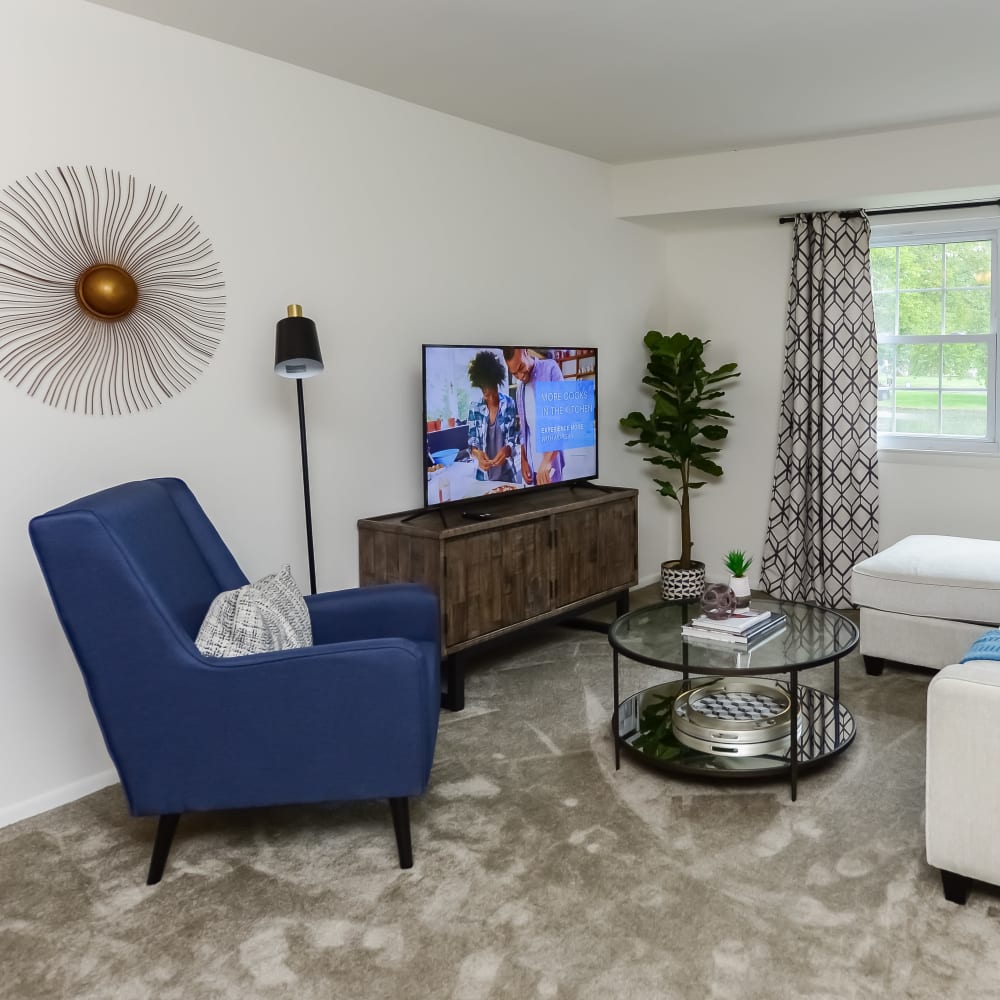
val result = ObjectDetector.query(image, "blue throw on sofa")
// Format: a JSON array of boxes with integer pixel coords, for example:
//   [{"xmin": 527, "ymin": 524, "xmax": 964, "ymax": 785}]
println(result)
[
  {"xmin": 960, "ymin": 629, "xmax": 1000, "ymax": 662},
  {"xmin": 29, "ymin": 478, "xmax": 440, "ymax": 883}
]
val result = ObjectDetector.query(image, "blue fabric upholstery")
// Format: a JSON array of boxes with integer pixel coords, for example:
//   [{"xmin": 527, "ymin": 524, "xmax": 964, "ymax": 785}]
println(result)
[
  {"xmin": 960, "ymin": 629, "xmax": 1000, "ymax": 663},
  {"xmin": 29, "ymin": 478, "xmax": 440, "ymax": 823}
]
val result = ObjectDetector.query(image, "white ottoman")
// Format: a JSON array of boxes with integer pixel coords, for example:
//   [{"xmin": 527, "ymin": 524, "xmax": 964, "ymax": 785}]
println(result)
[
  {"xmin": 850, "ymin": 535, "xmax": 1000, "ymax": 675},
  {"xmin": 926, "ymin": 659, "xmax": 1000, "ymax": 903}
]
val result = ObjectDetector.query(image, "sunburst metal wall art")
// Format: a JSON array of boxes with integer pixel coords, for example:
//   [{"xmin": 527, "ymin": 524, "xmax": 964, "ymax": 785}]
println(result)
[{"xmin": 0, "ymin": 166, "xmax": 225, "ymax": 414}]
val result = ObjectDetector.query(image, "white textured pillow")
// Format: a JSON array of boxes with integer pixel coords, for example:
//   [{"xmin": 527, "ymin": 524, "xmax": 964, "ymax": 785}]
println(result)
[{"xmin": 195, "ymin": 565, "xmax": 312, "ymax": 657}]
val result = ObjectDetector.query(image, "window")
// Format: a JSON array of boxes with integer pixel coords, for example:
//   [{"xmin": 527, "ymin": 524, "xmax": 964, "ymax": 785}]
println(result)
[{"xmin": 870, "ymin": 218, "xmax": 998, "ymax": 453}]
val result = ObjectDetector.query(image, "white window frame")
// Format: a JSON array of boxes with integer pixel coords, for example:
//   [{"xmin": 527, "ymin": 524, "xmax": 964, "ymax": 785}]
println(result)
[{"xmin": 871, "ymin": 216, "xmax": 999, "ymax": 455}]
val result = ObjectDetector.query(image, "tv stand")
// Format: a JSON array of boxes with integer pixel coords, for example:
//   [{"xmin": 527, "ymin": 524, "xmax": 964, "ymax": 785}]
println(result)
[{"xmin": 358, "ymin": 485, "xmax": 638, "ymax": 711}]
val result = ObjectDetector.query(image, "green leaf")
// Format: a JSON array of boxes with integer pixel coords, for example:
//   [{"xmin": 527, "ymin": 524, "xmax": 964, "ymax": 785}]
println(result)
[
  {"xmin": 699, "ymin": 425, "xmax": 729, "ymax": 441},
  {"xmin": 706, "ymin": 363, "xmax": 740, "ymax": 380},
  {"xmin": 653, "ymin": 480, "xmax": 680, "ymax": 501},
  {"xmin": 690, "ymin": 456, "xmax": 724, "ymax": 477}
]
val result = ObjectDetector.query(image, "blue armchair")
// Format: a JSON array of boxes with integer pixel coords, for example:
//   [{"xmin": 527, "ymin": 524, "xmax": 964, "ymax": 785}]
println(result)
[{"xmin": 29, "ymin": 478, "xmax": 440, "ymax": 884}]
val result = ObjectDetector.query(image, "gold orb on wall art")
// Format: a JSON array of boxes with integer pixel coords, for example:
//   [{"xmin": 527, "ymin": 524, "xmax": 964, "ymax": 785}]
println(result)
[{"xmin": 0, "ymin": 166, "xmax": 226, "ymax": 415}]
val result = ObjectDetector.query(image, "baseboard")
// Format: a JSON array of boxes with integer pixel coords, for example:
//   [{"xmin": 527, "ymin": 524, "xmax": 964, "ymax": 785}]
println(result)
[{"xmin": 0, "ymin": 769, "xmax": 118, "ymax": 829}]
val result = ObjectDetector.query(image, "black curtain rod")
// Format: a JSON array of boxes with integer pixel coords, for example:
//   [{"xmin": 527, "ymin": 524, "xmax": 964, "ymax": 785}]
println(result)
[{"xmin": 778, "ymin": 198, "xmax": 1000, "ymax": 224}]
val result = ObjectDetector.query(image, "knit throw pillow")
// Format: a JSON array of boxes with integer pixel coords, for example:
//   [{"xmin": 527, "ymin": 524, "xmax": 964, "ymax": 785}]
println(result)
[{"xmin": 195, "ymin": 565, "xmax": 312, "ymax": 657}]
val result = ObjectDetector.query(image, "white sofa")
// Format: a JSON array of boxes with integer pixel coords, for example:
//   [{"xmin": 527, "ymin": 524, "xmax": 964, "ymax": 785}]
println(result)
[
  {"xmin": 850, "ymin": 534, "xmax": 1000, "ymax": 675},
  {"xmin": 852, "ymin": 534, "xmax": 1000, "ymax": 902},
  {"xmin": 926, "ymin": 660, "xmax": 1000, "ymax": 903}
]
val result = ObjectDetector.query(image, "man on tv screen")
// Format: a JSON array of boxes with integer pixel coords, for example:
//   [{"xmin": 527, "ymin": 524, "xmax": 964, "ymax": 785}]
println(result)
[{"xmin": 503, "ymin": 348, "xmax": 565, "ymax": 486}]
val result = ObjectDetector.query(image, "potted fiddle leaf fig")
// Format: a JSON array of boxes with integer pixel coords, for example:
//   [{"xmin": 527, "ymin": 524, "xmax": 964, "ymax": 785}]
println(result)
[{"xmin": 621, "ymin": 330, "xmax": 740, "ymax": 601}]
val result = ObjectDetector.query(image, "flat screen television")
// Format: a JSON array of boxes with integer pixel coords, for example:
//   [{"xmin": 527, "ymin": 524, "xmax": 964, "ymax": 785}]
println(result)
[{"xmin": 422, "ymin": 345, "xmax": 598, "ymax": 508}]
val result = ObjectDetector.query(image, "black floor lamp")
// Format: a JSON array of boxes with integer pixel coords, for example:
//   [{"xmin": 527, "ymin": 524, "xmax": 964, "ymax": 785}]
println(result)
[{"xmin": 274, "ymin": 304, "xmax": 324, "ymax": 594}]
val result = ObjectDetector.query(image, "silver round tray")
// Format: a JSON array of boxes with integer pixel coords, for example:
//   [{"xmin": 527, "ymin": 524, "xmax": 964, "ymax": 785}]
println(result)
[{"xmin": 672, "ymin": 679, "xmax": 801, "ymax": 757}]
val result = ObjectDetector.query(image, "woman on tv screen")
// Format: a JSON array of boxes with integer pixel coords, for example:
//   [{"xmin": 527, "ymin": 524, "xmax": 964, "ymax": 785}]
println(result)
[{"xmin": 465, "ymin": 350, "xmax": 520, "ymax": 485}]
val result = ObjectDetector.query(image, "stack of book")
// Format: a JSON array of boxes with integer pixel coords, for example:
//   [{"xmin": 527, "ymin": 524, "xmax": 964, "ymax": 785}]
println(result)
[{"xmin": 681, "ymin": 607, "xmax": 787, "ymax": 647}]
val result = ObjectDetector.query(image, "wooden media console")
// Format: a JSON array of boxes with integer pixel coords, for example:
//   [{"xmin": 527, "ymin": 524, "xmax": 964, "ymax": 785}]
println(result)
[{"xmin": 358, "ymin": 484, "xmax": 638, "ymax": 710}]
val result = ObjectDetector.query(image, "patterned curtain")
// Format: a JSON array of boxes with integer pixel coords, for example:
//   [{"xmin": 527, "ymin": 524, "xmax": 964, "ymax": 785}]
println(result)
[{"xmin": 759, "ymin": 212, "xmax": 879, "ymax": 609}]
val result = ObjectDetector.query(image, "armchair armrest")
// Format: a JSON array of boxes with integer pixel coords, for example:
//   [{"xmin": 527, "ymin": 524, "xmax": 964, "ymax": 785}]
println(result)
[{"xmin": 305, "ymin": 584, "xmax": 439, "ymax": 647}]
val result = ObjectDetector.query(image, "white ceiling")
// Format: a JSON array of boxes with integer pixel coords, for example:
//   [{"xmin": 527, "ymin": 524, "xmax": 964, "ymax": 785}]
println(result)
[{"xmin": 87, "ymin": 0, "xmax": 1000, "ymax": 164}]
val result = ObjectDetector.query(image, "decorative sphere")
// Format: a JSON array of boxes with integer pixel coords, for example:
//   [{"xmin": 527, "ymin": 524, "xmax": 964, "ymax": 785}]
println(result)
[
  {"xmin": 700, "ymin": 583, "xmax": 736, "ymax": 619},
  {"xmin": 75, "ymin": 264, "xmax": 139, "ymax": 320}
]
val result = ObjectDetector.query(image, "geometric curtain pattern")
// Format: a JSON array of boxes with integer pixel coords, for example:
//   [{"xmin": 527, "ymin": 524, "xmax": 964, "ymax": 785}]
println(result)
[{"xmin": 759, "ymin": 212, "xmax": 880, "ymax": 609}]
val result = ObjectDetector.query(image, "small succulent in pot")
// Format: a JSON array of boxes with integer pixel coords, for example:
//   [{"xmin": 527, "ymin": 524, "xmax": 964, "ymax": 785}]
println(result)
[
  {"xmin": 723, "ymin": 550, "xmax": 753, "ymax": 608},
  {"xmin": 723, "ymin": 550, "xmax": 752, "ymax": 577}
]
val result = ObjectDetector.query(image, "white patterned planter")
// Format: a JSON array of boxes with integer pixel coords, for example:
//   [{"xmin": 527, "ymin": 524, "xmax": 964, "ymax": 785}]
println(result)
[
  {"xmin": 660, "ymin": 560, "xmax": 706, "ymax": 602},
  {"xmin": 729, "ymin": 574, "xmax": 752, "ymax": 608}
]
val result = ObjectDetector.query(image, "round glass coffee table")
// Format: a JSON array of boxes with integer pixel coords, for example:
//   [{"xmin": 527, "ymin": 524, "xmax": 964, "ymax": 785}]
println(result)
[{"xmin": 608, "ymin": 597, "xmax": 859, "ymax": 800}]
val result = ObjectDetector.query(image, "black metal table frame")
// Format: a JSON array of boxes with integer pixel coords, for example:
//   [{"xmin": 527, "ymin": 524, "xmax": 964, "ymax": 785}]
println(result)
[{"xmin": 610, "ymin": 601, "xmax": 856, "ymax": 801}]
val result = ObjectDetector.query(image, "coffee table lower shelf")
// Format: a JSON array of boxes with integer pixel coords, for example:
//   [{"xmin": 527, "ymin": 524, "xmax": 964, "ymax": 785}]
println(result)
[{"xmin": 614, "ymin": 677, "xmax": 855, "ymax": 782}]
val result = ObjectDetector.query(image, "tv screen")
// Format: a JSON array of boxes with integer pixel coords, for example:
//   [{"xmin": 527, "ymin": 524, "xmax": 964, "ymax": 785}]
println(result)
[{"xmin": 423, "ymin": 345, "xmax": 598, "ymax": 507}]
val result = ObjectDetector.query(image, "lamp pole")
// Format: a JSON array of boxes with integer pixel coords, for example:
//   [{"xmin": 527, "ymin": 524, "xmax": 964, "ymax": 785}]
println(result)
[
  {"xmin": 274, "ymin": 304, "xmax": 323, "ymax": 595},
  {"xmin": 296, "ymin": 377, "xmax": 316, "ymax": 595}
]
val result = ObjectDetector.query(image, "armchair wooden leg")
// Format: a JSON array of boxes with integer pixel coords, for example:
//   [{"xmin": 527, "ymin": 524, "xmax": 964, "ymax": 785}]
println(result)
[
  {"xmin": 389, "ymin": 797, "xmax": 413, "ymax": 869},
  {"xmin": 146, "ymin": 813, "xmax": 180, "ymax": 885}
]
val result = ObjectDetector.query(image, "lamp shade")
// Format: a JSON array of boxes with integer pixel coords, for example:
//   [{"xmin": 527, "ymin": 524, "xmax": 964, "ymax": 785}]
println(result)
[{"xmin": 274, "ymin": 304, "xmax": 323, "ymax": 378}]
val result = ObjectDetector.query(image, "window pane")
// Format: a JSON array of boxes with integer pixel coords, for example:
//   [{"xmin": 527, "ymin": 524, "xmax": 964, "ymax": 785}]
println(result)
[
  {"xmin": 873, "ymin": 291, "xmax": 896, "ymax": 335},
  {"xmin": 897, "ymin": 342, "xmax": 940, "ymax": 386},
  {"xmin": 899, "ymin": 243, "xmax": 943, "ymax": 289},
  {"xmin": 877, "ymin": 389, "xmax": 894, "ymax": 432},
  {"xmin": 870, "ymin": 246, "xmax": 897, "ymax": 293},
  {"xmin": 899, "ymin": 291, "xmax": 942, "ymax": 334},
  {"xmin": 941, "ymin": 391, "xmax": 987, "ymax": 436},
  {"xmin": 894, "ymin": 390, "xmax": 940, "ymax": 434},
  {"xmin": 945, "ymin": 241, "xmax": 991, "ymax": 287},
  {"xmin": 942, "ymin": 342, "xmax": 988, "ymax": 386},
  {"xmin": 945, "ymin": 288, "xmax": 991, "ymax": 334},
  {"xmin": 877, "ymin": 344, "xmax": 894, "ymax": 388}
]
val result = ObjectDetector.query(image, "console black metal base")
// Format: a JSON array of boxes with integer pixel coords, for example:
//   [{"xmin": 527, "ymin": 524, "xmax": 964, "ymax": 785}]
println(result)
[{"xmin": 441, "ymin": 588, "xmax": 630, "ymax": 712}]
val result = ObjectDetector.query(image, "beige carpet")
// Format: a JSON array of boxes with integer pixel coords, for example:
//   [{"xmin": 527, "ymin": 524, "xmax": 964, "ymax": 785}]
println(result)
[{"xmin": 3, "ymin": 619, "xmax": 999, "ymax": 999}]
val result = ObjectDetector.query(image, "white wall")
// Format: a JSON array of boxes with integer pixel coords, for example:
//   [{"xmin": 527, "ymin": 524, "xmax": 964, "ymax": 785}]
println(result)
[
  {"xmin": 0, "ymin": 0, "xmax": 667, "ymax": 823},
  {"xmin": 654, "ymin": 218, "xmax": 791, "ymax": 585},
  {"xmin": 616, "ymin": 120, "xmax": 1000, "ymax": 588}
]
